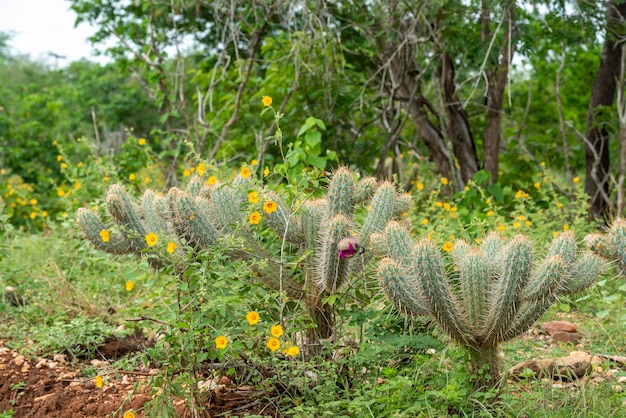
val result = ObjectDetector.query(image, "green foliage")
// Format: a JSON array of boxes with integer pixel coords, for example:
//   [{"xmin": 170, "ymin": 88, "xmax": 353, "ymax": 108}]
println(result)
[{"xmin": 375, "ymin": 225, "xmax": 604, "ymax": 387}]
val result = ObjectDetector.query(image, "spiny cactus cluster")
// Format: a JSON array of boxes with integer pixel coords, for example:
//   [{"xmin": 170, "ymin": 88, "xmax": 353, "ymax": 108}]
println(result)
[
  {"xmin": 77, "ymin": 167, "xmax": 409, "ymax": 340},
  {"xmin": 374, "ymin": 222, "xmax": 603, "ymax": 386},
  {"xmin": 585, "ymin": 218, "xmax": 626, "ymax": 275}
]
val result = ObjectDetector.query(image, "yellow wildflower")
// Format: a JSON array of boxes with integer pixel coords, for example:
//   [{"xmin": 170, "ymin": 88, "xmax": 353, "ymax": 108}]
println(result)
[
  {"xmin": 95, "ymin": 376, "xmax": 104, "ymax": 389},
  {"xmin": 100, "ymin": 229, "xmax": 110, "ymax": 243},
  {"xmin": 442, "ymin": 242, "xmax": 454, "ymax": 252},
  {"xmin": 250, "ymin": 211, "xmax": 262, "ymax": 225},
  {"xmin": 56, "ymin": 155, "xmax": 62, "ymax": 162},
  {"xmin": 183, "ymin": 169, "xmax": 191, "ymax": 177},
  {"xmin": 416, "ymin": 182, "xmax": 424, "ymax": 191},
  {"xmin": 145, "ymin": 232, "xmax": 158, "ymax": 247},
  {"xmin": 286, "ymin": 345, "xmax": 300, "ymax": 357},
  {"xmin": 197, "ymin": 163, "xmax": 206, "ymax": 176},
  {"xmin": 248, "ymin": 191, "xmax": 260, "ymax": 204},
  {"xmin": 441, "ymin": 177, "xmax": 449, "ymax": 185},
  {"xmin": 240, "ymin": 166, "xmax": 252, "ymax": 179},
  {"xmin": 246, "ymin": 311, "xmax": 260, "ymax": 325},
  {"xmin": 215, "ymin": 335, "xmax": 228, "ymax": 349},
  {"xmin": 264, "ymin": 166, "xmax": 270, "ymax": 177},
  {"xmin": 263, "ymin": 201, "xmax": 277, "ymax": 214},
  {"xmin": 125, "ymin": 280, "xmax": 134, "ymax": 292},
  {"xmin": 206, "ymin": 175, "xmax": 217, "ymax": 186},
  {"xmin": 262, "ymin": 96, "xmax": 273, "ymax": 107},
  {"xmin": 167, "ymin": 242, "xmax": 177, "ymax": 254},
  {"xmin": 250, "ymin": 159, "xmax": 258, "ymax": 166},
  {"xmin": 573, "ymin": 176, "xmax": 580, "ymax": 183},
  {"xmin": 563, "ymin": 224, "xmax": 570, "ymax": 231},
  {"xmin": 129, "ymin": 173, "xmax": 136, "ymax": 181},
  {"xmin": 270, "ymin": 324, "xmax": 283, "ymax": 338},
  {"xmin": 60, "ymin": 163, "xmax": 68, "ymax": 169},
  {"xmin": 138, "ymin": 138, "xmax": 146, "ymax": 146},
  {"xmin": 267, "ymin": 337, "xmax": 280, "ymax": 352},
  {"xmin": 124, "ymin": 411, "xmax": 136, "ymax": 418},
  {"xmin": 421, "ymin": 219, "xmax": 429, "ymax": 225}
]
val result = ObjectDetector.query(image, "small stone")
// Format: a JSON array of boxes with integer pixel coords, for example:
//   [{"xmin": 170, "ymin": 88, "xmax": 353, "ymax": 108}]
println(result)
[
  {"xmin": 53, "ymin": 354, "xmax": 68, "ymax": 364},
  {"xmin": 35, "ymin": 359, "xmax": 47, "ymax": 369},
  {"xmin": 613, "ymin": 384, "xmax": 624, "ymax": 393},
  {"xmin": 553, "ymin": 357, "xmax": 591, "ymax": 380},
  {"xmin": 219, "ymin": 375, "xmax": 232, "ymax": 385},
  {"xmin": 13, "ymin": 355, "xmax": 25, "ymax": 366},
  {"xmin": 618, "ymin": 376, "xmax": 626, "ymax": 384},
  {"xmin": 551, "ymin": 331, "xmax": 581, "ymax": 343},
  {"xmin": 47, "ymin": 361, "xmax": 58, "ymax": 369},
  {"xmin": 90, "ymin": 359, "xmax": 109, "ymax": 367},
  {"xmin": 541, "ymin": 321, "xmax": 578, "ymax": 335},
  {"xmin": 0, "ymin": 347, "xmax": 10, "ymax": 355}
]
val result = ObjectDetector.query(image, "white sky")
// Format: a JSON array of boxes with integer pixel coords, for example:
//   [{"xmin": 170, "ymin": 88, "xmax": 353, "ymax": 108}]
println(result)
[{"xmin": 0, "ymin": 0, "xmax": 104, "ymax": 64}]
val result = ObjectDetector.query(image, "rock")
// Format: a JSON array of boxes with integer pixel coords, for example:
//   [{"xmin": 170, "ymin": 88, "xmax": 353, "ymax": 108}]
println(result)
[
  {"xmin": 541, "ymin": 321, "xmax": 578, "ymax": 335},
  {"xmin": 619, "ymin": 376, "xmax": 626, "ymax": 384},
  {"xmin": 613, "ymin": 385, "xmax": 624, "ymax": 393},
  {"xmin": 53, "ymin": 353, "xmax": 68, "ymax": 364},
  {"xmin": 551, "ymin": 331, "xmax": 581, "ymax": 343},
  {"xmin": 13, "ymin": 354, "xmax": 25, "ymax": 366},
  {"xmin": 509, "ymin": 356, "xmax": 592, "ymax": 381},
  {"xmin": 553, "ymin": 356, "xmax": 591, "ymax": 380}
]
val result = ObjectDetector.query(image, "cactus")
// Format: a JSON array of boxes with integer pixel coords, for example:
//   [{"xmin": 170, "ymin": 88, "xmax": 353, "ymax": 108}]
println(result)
[
  {"xmin": 77, "ymin": 167, "xmax": 408, "ymax": 343},
  {"xmin": 375, "ymin": 223, "xmax": 604, "ymax": 387},
  {"xmin": 586, "ymin": 218, "xmax": 626, "ymax": 275}
]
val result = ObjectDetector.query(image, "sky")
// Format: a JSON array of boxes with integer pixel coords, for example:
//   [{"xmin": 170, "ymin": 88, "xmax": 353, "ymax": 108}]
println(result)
[{"xmin": 0, "ymin": 0, "xmax": 104, "ymax": 64}]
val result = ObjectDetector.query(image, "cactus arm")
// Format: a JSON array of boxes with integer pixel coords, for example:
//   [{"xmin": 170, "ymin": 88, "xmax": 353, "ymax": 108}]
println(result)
[
  {"xmin": 76, "ymin": 208, "xmax": 133, "ymax": 254},
  {"xmin": 106, "ymin": 184, "xmax": 147, "ymax": 251},
  {"xmin": 327, "ymin": 167, "xmax": 355, "ymax": 217},
  {"xmin": 377, "ymin": 258, "xmax": 431, "ymax": 316},
  {"xmin": 359, "ymin": 182, "xmax": 397, "ymax": 247},
  {"xmin": 317, "ymin": 214, "xmax": 353, "ymax": 292}
]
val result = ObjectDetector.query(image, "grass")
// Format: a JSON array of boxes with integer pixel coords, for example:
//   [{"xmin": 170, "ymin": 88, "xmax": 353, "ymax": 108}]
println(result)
[{"xmin": 1, "ymin": 219, "xmax": 626, "ymax": 417}]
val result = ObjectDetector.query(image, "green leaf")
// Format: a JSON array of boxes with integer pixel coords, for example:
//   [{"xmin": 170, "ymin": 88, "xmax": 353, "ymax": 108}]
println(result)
[
  {"xmin": 304, "ymin": 130, "xmax": 322, "ymax": 147},
  {"xmin": 487, "ymin": 184, "xmax": 504, "ymax": 203},
  {"xmin": 306, "ymin": 156, "xmax": 327, "ymax": 170}
]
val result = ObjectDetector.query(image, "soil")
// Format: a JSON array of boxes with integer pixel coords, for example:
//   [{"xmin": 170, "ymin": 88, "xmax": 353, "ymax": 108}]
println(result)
[{"xmin": 0, "ymin": 334, "xmax": 278, "ymax": 418}]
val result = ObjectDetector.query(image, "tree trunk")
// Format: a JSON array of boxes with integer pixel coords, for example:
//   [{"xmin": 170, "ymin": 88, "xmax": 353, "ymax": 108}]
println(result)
[
  {"xmin": 386, "ymin": 49, "xmax": 455, "ymax": 182},
  {"xmin": 482, "ymin": 1, "xmax": 515, "ymax": 184},
  {"xmin": 585, "ymin": 1, "xmax": 626, "ymax": 220},
  {"xmin": 440, "ymin": 53, "xmax": 479, "ymax": 184}
]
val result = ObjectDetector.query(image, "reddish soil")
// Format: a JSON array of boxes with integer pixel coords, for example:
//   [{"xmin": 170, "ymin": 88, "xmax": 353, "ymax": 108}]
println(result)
[{"xmin": 0, "ymin": 335, "xmax": 278, "ymax": 417}]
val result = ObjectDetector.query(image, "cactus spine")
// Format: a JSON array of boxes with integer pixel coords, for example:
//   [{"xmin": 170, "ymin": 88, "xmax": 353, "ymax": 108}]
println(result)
[{"xmin": 376, "ymin": 224, "xmax": 603, "ymax": 387}]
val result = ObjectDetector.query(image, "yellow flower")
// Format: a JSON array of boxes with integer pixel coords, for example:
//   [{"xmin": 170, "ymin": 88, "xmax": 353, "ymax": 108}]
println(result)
[
  {"xmin": 125, "ymin": 280, "xmax": 134, "ymax": 292},
  {"xmin": 215, "ymin": 335, "xmax": 228, "ymax": 349},
  {"xmin": 144, "ymin": 176, "xmax": 150, "ymax": 184},
  {"xmin": 197, "ymin": 163, "xmax": 206, "ymax": 176},
  {"xmin": 513, "ymin": 222, "xmax": 521, "ymax": 228},
  {"xmin": 263, "ymin": 201, "xmax": 277, "ymax": 214},
  {"xmin": 261, "ymin": 166, "xmax": 269, "ymax": 178},
  {"xmin": 262, "ymin": 96, "xmax": 273, "ymax": 107},
  {"xmin": 525, "ymin": 221, "xmax": 532, "ymax": 226},
  {"xmin": 286, "ymin": 345, "xmax": 300, "ymax": 357},
  {"xmin": 56, "ymin": 155, "xmax": 62, "ymax": 162},
  {"xmin": 77, "ymin": 162, "xmax": 83, "ymax": 168},
  {"xmin": 240, "ymin": 166, "xmax": 252, "ymax": 179},
  {"xmin": 435, "ymin": 201, "xmax": 443, "ymax": 208},
  {"xmin": 534, "ymin": 182, "xmax": 541, "ymax": 189},
  {"xmin": 248, "ymin": 191, "xmax": 260, "ymax": 204},
  {"xmin": 443, "ymin": 202, "xmax": 451, "ymax": 212},
  {"xmin": 30, "ymin": 212, "xmax": 37, "ymax": 220},
  {"xmin": 498, "ymin": 225, "xmax": 505, "ymax": 231},
  {"xmin": 573, "ymin": 176, "xmax": 580, "ymax": 183},
  {"xmin": 41, "ymin": 211, "xmax": 48, "ymax": 217},
  {"xmin": 167, "ymin": 242, "xmax": 177, "ymax": 254},
  {"xmin": 250, "ymin": 211, "xmax": 262, "ymax": 225},
  {"xmin": 485, "ymin": 198, "xmax": 491, "ymax": 205},
  {"xmin": 138, "ymin": 137, "xmax": 146, "ymax": 146},
  {"xmin": 246, "ymin": 311, "xmax": 260, "ymax": 325},
  {"xmin": 421, "ymin": 219, "xmax": 429, "ymax": 225},
  {"xmin": 250, "ymin": 159, "xmax": 258, "ymax": 166},
  {"xmin": 486, "ymin": 210, "xmax": 494, "ymax": 217},
  {"xmin": 270, "ymin": 324, "xmax": 283, "ymax": 338},
  {"xmin": 464, "ymin": 186, "xmax": 470, "ymax": 192},
  {"xmin": 540, "ymin": 161, "xmax": 546, "ymax": 167},
  {"xmin": 124, "ymin": 411, "xmax": 136, "ymax": 418},
  {"xmin": 416, "ymin": 182, "xmax": 424, "ymax": 191},
  {"xmin": 442, "ymin": 242, "xmax": 454, "ymax": 252},
  {"xmin": 60, "ymin": 163, "xmax": 68, "ymax": 169},
  {"xmin": 52, "ymin": 140, "xmax": 57, "ymax": 145},
  {"xmin": 183, "ymin": 169, "xmax": 191, "ymax": 177},
  {"xmin": 563, "ymin": 224, "xmax": 570, "ymax": 231},
  {"xmin": 30, "ymin": 199, "xmax": 37, "ymax": 205},
  {"xmin": 553, "ymin": 231, "xmax": 560, "ymax": 237},
  {"xmin": 206, "ymin": 175, "xmax": 217, "ymax": 186},
  {"xmin": 556, "ymin": 202, "xmax": 563, "ymax": 208},
  {"xmin": 95, "ymin": 375, "xmax": 104, "ymax": 389},
  {"xmin": 441, "ymin": 177, "xmax": 449, "ymax": 185},
  {"xmin": 129, "ymin": 173, "xmax": 136, "ymax": 181},
  {"xmin": 267, "ymin": 337, "xmax": 280, "ymax": 352},
  {"xmin": 515, "ymin": 190, "xmax": 524, "ymax": 199},
  {"xmin": 100, "ymin": 229, "xmax": 110, "ymax": 243},
  {"xmin": 145, "ymin": 232, "xmax": 158, "ymax": 247}
]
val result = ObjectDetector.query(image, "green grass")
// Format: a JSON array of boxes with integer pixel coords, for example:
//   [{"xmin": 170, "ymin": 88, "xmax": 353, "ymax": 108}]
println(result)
[{"xmin": 1, "ymin": 220, "xmax": 626, "ymax": 417}]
